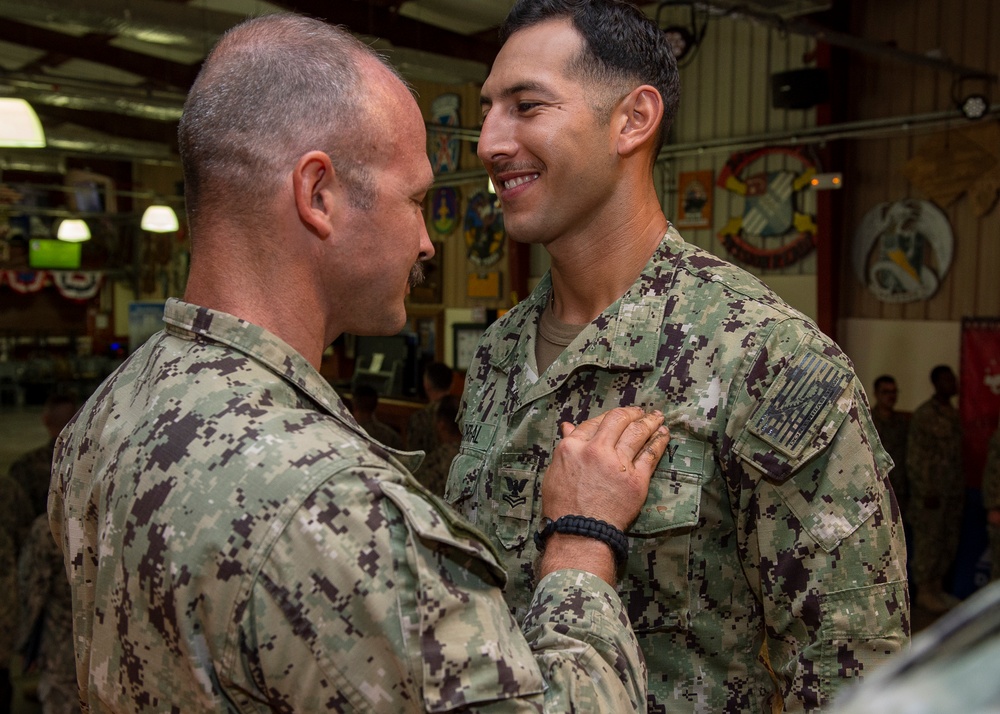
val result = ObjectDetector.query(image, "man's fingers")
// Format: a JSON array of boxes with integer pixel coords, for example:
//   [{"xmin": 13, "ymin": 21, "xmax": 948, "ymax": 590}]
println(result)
[
  {"xmin": 633, "ymin": 426, "xmax": 671, "ymax": 472},
  {"xmin": 611, "ymin": 410, "xmax": 666, "ymax": 460},
  {"xmin": 565, "ymin": 406, "xmax": 642, "ymax": 441},
  {"xmin": 560, "ymin": 422, "xmax": 575, "ymax": 437}
]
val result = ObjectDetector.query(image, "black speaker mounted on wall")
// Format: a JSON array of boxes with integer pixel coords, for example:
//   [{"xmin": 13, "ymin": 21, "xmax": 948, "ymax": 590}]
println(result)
[{"xmin": 771, "ymin": 68, "xmax": 829, "ymax": 109}]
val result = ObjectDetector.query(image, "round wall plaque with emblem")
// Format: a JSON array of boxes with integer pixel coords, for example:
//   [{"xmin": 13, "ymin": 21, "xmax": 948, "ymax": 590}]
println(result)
[{"xmin": 852, "ymin": 199, "xmax": 954, "ymax": 303}]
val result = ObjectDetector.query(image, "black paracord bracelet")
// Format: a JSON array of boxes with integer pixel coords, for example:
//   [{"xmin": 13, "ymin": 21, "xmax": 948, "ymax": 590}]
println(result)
[{"xmin": 533, "ymin": 515, "xmax": 630, "ymax": 568}]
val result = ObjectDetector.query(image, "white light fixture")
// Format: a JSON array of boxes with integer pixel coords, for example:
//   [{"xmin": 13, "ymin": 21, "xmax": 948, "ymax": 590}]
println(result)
[
  {"xmin": 960, "ymin": 94, "xmax": 989, "ymax": 120},
  {"xmin": 0, "ymin": 98, "xmax": 46, "ymax": 148},
  {"xmin": 141, "ymin": 204, "xmax": 179, "ymax": 232},
  {"xmin": 57, "ymin": 218, "xmax": 91, "ymax": 242}
]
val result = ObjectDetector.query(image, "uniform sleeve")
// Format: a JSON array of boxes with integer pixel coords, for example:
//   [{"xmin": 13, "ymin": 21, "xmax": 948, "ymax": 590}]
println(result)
[
  {"xmin": 229, "ymin": 469, "xmax": 646, "ymax": 713},
  {"xmin": 906, "ymin": 407, "xmax": 933, "ymax": 500},
  {"xmin": 726, "ymin": 319, "xmax": 909, "ymax": 712},
  {"xmin": 0, "ymin": 527, "xmax": 18, "ymax": 665},
  {"xmin": 17, "ymin": 515, "xmax": 56, "ymax": 658},
  {"xmin": 0, "ymin": 474, "xmax": 34, "ymax": 553}
]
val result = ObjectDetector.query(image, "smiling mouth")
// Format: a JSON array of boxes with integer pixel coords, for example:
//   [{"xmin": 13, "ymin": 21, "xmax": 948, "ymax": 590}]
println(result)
[{"xmin": 502, "ymin": 173, "xmax": 539, "ymax": 190}]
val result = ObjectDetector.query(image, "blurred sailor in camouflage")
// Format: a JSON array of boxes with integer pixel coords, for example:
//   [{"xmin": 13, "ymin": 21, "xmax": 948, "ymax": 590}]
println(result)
[
  {"xmin": 447, "ymin": 0, "xmax": 909, "ymax": 711},
  {"xmin": 49, "ymin": 13, "xmax": 673, "ymax": 712},
  {"xmin": 907, "ymin": 364, "xmax": 964, "ymax": 613}
]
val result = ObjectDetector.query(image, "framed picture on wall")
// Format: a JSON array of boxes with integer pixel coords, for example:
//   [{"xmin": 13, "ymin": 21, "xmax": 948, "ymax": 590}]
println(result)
[
  {"xmin": 676, "ymin": 170, "xmax": 714, "ymax": 229},
  {"xmin": 452, "ymin": 322, "xmax": 486, "ymax": 371},
  {"xmin": 407, "ymin": 307, "xmax": 445, "ymax": 363}
]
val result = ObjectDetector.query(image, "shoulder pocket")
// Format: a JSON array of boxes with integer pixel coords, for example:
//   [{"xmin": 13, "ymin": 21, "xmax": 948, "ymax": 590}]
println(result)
[
  {"xmin": 381, "ymin": 481, "xmax": 503, "ymax": 585},
  {"xmin": 381, "ymin": 482, "xmax": 544, "ymax": 711},
  {"xmin": 737, "ymin": 341, "xmax": 853, "ymax": 483}
]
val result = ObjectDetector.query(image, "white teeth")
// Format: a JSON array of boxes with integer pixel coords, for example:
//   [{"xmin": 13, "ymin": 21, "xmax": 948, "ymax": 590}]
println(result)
[{"xmin": 503, "ymin": 174, "xmax": 539, "ymax": 190}]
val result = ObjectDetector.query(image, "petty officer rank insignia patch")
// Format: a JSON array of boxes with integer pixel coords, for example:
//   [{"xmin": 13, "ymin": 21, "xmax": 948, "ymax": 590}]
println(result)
[{"xmin": 749, "ymin": 348, "xmax": 851, "ymax": 459}]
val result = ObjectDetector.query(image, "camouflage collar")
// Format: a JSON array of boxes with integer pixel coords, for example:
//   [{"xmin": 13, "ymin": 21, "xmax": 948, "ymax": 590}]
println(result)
[
  {"xmin": 161, "ymin": 298, "xmax": 350, "ymax": 423},
  {"xmin": 488, "ymin": 230, "xmax": 682, "ymax": 376}
]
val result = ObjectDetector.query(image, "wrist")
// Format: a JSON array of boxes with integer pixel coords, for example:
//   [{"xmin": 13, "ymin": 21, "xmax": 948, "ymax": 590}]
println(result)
[
  {"xmin": 537, "ymin": 533, "xmax": 618, "ymax": 585},
  {"xmin": 535, "ymin": 515, "xmax": 630, "ymax": 568}
]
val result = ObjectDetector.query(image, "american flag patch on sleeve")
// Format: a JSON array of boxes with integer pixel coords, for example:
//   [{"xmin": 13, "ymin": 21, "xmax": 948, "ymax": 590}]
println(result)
[{"xmin": 749, "ymin": 348, "xmax": 851, "ymax": 458}]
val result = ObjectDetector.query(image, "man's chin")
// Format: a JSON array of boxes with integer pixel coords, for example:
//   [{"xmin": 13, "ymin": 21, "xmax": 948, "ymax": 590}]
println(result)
[{"xmin": 352, "ymin": 311, "xmax": 408, "ymax": 337}]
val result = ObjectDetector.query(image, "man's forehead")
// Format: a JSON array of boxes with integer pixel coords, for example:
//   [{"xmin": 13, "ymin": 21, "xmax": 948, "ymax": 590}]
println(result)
[{"xmin": 483, "ymin": 18, "xmax": 582, "ymax": 96}]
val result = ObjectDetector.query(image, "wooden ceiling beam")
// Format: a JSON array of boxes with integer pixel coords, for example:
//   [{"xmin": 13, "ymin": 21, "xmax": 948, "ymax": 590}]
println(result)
[
  {"xmin": 271, "ymin": 1, "xmax": 500, "ymax": 65},
  {"xmin": 0, "ymin": 19, "xmax": 200, "ymax": 90}
]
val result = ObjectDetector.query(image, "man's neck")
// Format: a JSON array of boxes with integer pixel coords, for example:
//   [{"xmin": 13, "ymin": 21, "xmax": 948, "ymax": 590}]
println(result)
[
  {"xmin": 546, "ymin": 209, "xmax": 669, "ymax": 325},
  {"xmin": 933, "ymin": 393, "xmax": 953, "ymax": 407},
  {"xmin": 873, "ymin": 405, "xmax": 894, "ymax": 420},
  {"xmin": 184, "ymin": 265, "xmax": 328, "ymax": 369}
]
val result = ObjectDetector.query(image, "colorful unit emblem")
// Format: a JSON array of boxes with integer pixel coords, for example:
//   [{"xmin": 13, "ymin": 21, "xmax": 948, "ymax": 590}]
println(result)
[
  {"xmin": 430, "ymin": 187, "xmax": 459, "ymax": 236},
  {"xmin": 716, "ymin": 147, "xmax": 818, "ymax": 270},
  {"xmin": 464, "ymin": 191, "xmax": 504, "ymax": 268}
]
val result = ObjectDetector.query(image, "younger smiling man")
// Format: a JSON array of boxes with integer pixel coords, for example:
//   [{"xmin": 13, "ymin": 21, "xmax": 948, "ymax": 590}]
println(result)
[{"xmin": 448, "ymin": 1, "xmax": 909, "ymax": 711}]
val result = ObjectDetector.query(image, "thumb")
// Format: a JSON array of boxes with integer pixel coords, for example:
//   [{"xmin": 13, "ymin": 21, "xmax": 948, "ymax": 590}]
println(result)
[{"xmin": 560, "ymin": 422, "xmax": 576, "ymax": 437}]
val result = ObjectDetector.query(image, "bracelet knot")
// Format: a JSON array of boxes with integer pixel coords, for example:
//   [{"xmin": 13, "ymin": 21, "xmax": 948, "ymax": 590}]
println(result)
[{"xmin": 534, "ymin": 515, "xmax": 630, "ymax": 568}]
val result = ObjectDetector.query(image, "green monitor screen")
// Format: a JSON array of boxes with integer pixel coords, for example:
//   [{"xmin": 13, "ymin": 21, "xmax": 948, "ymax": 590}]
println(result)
[{"xmin": 28, "ymin": 239, "xmax": 82, "ymax": 270}]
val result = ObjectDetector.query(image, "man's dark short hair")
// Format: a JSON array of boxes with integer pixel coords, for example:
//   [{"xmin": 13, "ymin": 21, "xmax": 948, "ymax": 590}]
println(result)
[
  {"xmin": 354, "ymin": 384, "xmax": 380, "ymax": 412},
  {"xmin": 873, "ymin": 375, "xmax": 897, "ymax": 391},
  {"xmin": 500, "ymin": 0, "xmax": 681, "ymax": 159},
  {"xmin": 424, "ymin": 362, "xmax": 454, "ymax": 392},
  {"xmin": 436, "ymin": 394, "xmax": 462, "ymax": 437},
  {"xmin": 930, "ymin": 365, "xmax": 953, "ymax": 384}
]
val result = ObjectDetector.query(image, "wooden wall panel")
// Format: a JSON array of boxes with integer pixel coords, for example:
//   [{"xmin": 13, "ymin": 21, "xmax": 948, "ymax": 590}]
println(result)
[
  {"xmin": 667, "ymin": 16, "xmax": 821, "ymax": 288},
  {"xmin": 840, "ymin": 0, "xmax": 999, "ymax": 322}
]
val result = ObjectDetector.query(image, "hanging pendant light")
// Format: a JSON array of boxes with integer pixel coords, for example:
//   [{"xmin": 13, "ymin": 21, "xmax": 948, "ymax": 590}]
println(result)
[
  {"xmin": 56, "ymin": 218, "xmax": 91, "ymax": 242},
  {"xmin": 0, "ymin": 98, "xmax": 46, "ymax": 148},
  {"xmin": 141, "ymin": 203, "xmax": 179, "ymax": 232}
]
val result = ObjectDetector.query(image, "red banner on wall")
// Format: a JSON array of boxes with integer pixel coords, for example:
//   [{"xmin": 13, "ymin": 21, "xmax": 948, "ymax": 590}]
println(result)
[{"xmin": 961, "ymin": 318, "xmax": 1000, "ymax": 488}]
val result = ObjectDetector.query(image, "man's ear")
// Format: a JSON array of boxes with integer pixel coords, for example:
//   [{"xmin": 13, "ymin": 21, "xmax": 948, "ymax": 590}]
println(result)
[
  {"xmin": 293, "ymin": 150, "xmax": 337, "ymax": 238},
  {"xmin": 615, "ymin": 85, "xmax": 664, "ymax": 158}
]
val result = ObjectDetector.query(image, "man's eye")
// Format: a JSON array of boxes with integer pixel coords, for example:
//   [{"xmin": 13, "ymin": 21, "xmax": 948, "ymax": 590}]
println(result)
[{"xmin": 517, "ymin": 102, "xmax": 541, "ymax": 112}]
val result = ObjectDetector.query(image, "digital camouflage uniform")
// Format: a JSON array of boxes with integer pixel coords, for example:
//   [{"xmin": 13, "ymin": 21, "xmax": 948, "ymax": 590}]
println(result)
[
  {"xmin": 49, "ymin": 298, "xmax": 647, "ymax": 713},
  {"xmin": 447, "ymin": 227, "xmax": 910, "ymax": 713},
  {"xmin": 1, "ymin": 523, "xmax": 19, "ymax": 710},
  {"xmin": 18, "ymin": 514, "xmax": 79, "ymax": 714},
  {"xmin": 0, "ymin": 474, "xmax": 33, "ymax": 674},
  {"xmin": 871, "ymin": 411, "xmax": 909, "ymax": 518},
  {"xmin": 981, "ymin": 426, "xmax": 1000, "ymax": 581},
  {"xmin": 10, "ymin": 439, "xmax": 58, "ymax": 519},
  {"xmin": 828, "ymin": 578, "xmax": 1000, "ymax": 714},
  {"xmin": 355, "ymin": 415, "xmax": 403, "ymax": 450},
  {"xmin": 415, "ymin": 440, "xmax": 461, "ymax": 498},
  {"xmin": 906, "ymin": 397, "xmax": 964, "ymax": 588},
  {"xmin": 406, "ymin": 401, "xmax": 439, "ymax": 453}
]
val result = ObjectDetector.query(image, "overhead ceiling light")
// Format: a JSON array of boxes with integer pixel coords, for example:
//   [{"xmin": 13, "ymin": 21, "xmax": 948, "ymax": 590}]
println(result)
[
  {"xmin": 952, "ymin": 74, "xmax": 992, "ymax": 121},
  {"xmin": 57, "ymin": 218, "xmax": 91, "ymax": 242},
  {"xmin": 0, "ymin": 98, "xmax": 46, "ymax": 148},
  {"xmin": 141, "ymin": 204, "xmax": 179, "ymax": 232},
  {"xmin": 960, "ymin": 94, "xmax": 989, "ymax": 120}
]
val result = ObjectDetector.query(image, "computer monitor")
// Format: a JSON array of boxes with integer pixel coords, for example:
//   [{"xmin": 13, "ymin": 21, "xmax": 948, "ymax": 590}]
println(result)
[{"xmin": 28, "ymin": 239, "xmax": 82, "ymax": 270}]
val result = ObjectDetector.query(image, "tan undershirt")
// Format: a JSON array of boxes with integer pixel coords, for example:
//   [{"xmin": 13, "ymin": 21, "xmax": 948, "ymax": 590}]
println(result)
[{"xmin": 535, "ymin": 294, "xmax": 587, "ymax": 374}]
